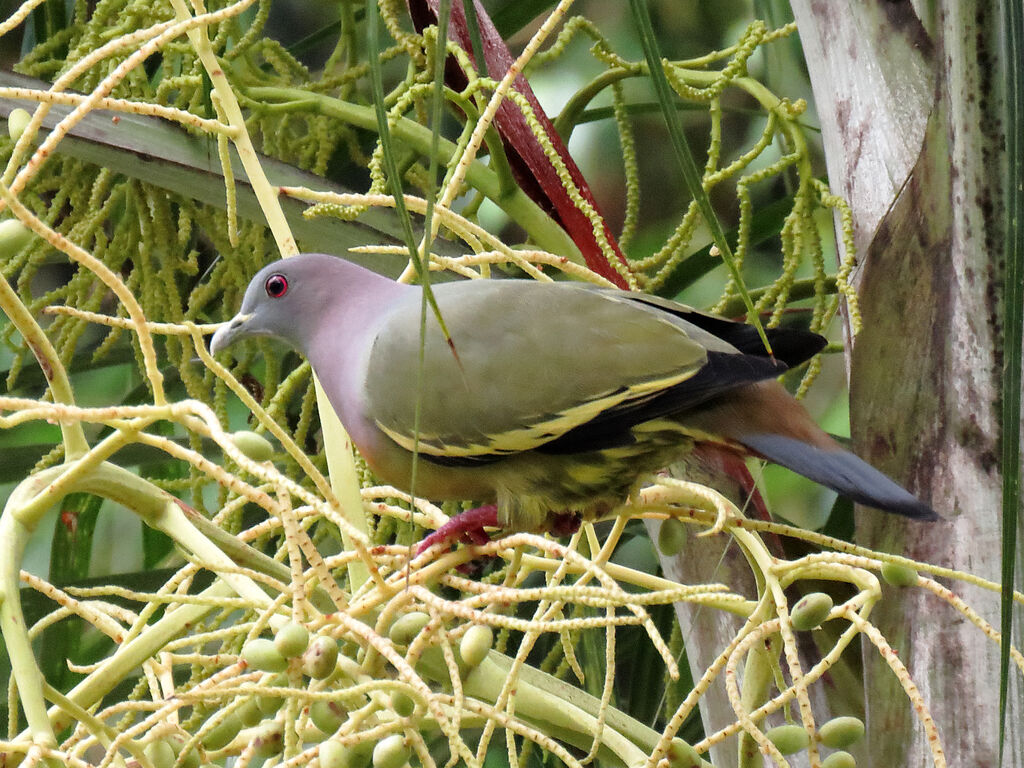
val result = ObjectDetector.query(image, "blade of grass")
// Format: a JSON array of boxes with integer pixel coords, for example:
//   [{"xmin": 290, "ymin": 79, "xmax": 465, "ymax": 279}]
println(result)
[
  {"xmin": 405, "ymin": 0, "xmax": 454, "ymax": 545},
  {"xmin": 366, "ymin": 0, "xmax": 454, "ymax": 341},
  {"xmin": 999, "ymin": 0, "xmax": 1023, "ymax": 758},
  {"xmin": 421, "ymin": 0, "xmax": 452, "ymax": 259},
  {"xmin": 627, "ymin": 0, "xmax": 770, "ymax": 352},
  {"xmin": 461, "ymin": 0, "xmax": 487, "ymax": 77}
]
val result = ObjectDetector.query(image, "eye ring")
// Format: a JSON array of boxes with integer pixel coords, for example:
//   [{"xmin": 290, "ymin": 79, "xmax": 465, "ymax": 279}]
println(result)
[{"xmin": 265, "ymin": 273, "xmax": 289, "ymax": 298}]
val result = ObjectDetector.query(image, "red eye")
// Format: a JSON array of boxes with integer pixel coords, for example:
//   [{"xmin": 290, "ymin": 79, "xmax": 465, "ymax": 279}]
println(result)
[{"xmin": 265, "ymin": 274, "xmax": 288, "ymax": 298}]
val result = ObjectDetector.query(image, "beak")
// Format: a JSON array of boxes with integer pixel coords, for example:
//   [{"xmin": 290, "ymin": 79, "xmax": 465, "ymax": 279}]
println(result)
[{"xmin": 210, "ymin": 312, "xmax": 254, "ymax": 356}]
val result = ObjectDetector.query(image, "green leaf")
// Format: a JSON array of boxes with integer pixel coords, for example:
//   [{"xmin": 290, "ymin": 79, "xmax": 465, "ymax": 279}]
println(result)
[
  {"xmin": 42, "ymin": 493, "xmax": 103, "ymax": 689},
  {"xmin": 487, "ymin": 0, "xmax": 557, "ymax": 38},
  {"xmin": 999, "ymin": 0, "xmax": 1023, "ymax": 759},
  {"xmin": 1, "ymin": 346, "xmax": 136, "ymax": 394},
  {"xmin": 0, "ymin": 72, "xmax": 463, "ymax": 278}
]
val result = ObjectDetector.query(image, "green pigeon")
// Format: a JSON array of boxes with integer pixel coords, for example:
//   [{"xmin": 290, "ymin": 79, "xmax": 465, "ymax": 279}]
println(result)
[{"xmin": 211, "ymin": 253, "xmax": 937, "ymax": 549}]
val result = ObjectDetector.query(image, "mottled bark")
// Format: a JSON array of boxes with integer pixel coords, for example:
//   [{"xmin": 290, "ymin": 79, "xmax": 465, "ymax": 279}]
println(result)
[{"xmin": 789, "ymin": 1, "xmax": 1022, "ymax": 766}]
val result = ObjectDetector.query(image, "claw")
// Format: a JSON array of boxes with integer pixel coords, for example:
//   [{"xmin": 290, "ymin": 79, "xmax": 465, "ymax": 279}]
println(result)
[{"xmin": 416, "ymin": 504, "xmax": 499, "ymax": 555}]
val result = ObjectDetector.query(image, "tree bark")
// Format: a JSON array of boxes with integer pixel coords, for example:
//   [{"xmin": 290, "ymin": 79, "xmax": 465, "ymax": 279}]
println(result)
[{"xmin": 789, "ymin": 1, "xmax": 1023, "ymax": 765}]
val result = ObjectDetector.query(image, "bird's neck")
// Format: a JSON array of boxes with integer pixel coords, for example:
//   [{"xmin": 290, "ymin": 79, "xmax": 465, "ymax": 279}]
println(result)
[
  {"xmin": 300, "ymin": 266, "xmax": 412, "ymax": 362},
  {"xmin": 305, "ymin": 277, "xmax": 417, "ymax": 448}
]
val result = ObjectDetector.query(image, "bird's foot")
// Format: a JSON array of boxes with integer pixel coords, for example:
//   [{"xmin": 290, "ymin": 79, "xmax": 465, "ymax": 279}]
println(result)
[
  {"xmin": 416, "ymin": 508, "xmax": 584, "ymax": 559},
  {"xmin": 416, "ymin": 504, "xmax": 499, "ymax": 556},
  {"xmin": 550, "ymin": 512, "xmax": 582, "ymax": 537}
]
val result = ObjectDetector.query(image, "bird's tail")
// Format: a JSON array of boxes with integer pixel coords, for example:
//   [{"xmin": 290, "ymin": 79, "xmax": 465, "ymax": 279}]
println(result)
[{"xmin": 737, "ymin": 432, "xmax": 938, "ymax": 521}]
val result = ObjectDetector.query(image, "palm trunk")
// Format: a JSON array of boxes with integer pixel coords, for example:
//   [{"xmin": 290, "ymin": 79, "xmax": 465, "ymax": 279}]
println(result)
[{"xmin": 789, "ymin": 2, "xmax": 1023, "ymax": 765}]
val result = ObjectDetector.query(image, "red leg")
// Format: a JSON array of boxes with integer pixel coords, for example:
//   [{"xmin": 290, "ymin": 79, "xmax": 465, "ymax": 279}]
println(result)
[
  {"xmin": 550, "ymin": 512, "xmax": 581, "ymax": 537},
  {"xmin": 417, "ymin": 504, "xmax": 499, "ymax": 555}
]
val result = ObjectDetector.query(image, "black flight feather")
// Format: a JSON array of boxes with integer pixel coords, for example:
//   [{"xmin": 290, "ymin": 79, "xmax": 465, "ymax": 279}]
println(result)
[{"xmin": 536, "ymin": 350, "xmax": 789, "ymax": 455}]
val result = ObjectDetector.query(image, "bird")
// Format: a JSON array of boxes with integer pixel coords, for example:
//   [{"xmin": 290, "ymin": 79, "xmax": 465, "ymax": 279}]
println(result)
[{"xmin": 210, "ymin": 252, "xmax": 937, "ymax": 550}]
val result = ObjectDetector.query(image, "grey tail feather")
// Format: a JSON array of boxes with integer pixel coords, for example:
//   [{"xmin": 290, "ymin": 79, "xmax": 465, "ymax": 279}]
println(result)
[{"xmin": 738, "ymin": 433, "xmax": 938, "ymax": 521}]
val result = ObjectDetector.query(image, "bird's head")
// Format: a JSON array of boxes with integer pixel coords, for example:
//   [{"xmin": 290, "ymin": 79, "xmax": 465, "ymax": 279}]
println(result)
[{"xmin": 210, "ymin": 253, "xmax": 400, "ymax": 358}]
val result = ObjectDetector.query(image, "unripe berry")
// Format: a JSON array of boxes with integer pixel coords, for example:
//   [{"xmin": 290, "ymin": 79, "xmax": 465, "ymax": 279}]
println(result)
[
  {"xmin": 881, "ymin": 562, "xmax": 918, "ymax": 587},
  {"xmin": 389, "ymin": 691, "xmax": 416, "ymax": 718},
  {"xmin": 372, "ymin": 734, "xmax": 409, "ymax": 768},
  {"xmin": 664, "ymin": 737, "xmax": 702, "ymax": 768},
  {"xmin": 320, "ymin": 741, "xmax": 354, "ymax": 768},
  {"xmin": 201, "ymin": 713, "xmax": 242, "ymax": 751},
  {"xmin": 765, "ymin": 724, "xmax": 809, "ymax": 755},
  {"xmin": 310, "ymin": 700, "xmax": 347, "ymax": 733},
  {"xmin": 274, "ymin": 622, "xmax": 310, "ymax": 658},
  {"xmin": 144, "ymin": 740, "xmax": 175, "ymax": 768},
  {"xmin": 790, "ymin": 593, "xmax": 833, "ymax": 631},
  {"xmin": 458, "ymin": 624, "xmax": 493, "ymax": 668},
  {"xmin": 818, "ymin": 716, "xmax": 865, "ymax": 749},
  {"xmin": 821, "ymin": 751, "xmax": 856, "ymax": 768},
  {"xmin": 251, "ymin": 721, "xmax": 284, "ymax": 758},
  {"xmin": 657, "ymin": 518, "xmax": 687, "ymax": 556},
  {"xmin": 238, "ymin": 697, "xmax": 263, "ymax": 727},
  {"xmin": 165, "ymin": 732, "xmax": 200, "ymax": 768},
  {"xmin": 6, "ymin": 109, "xmax": 31, "ymax": 141},
  {"xmin": 303, "ymin": 634, "xmax": 340, "ymax": 679},
  {"xmin": 0, "ymin": 219, "xmax": 34, "ymax": 254},
  {"xmin": 241, "ymin": 637, "xmax": 288, "ymax": 673},
  {"xmin": 388, "ymin": 612, "xmax": 430, "ymax": 645},
  {"xmin": 231, "ymin": 430, "xmax": 275, "ymax": 462}
]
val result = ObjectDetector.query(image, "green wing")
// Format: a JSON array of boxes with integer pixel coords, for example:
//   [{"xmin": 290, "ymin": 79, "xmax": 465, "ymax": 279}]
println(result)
[{"xmin": 363, "ymin": 280, "xmax": 719, "ymax": 458}]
